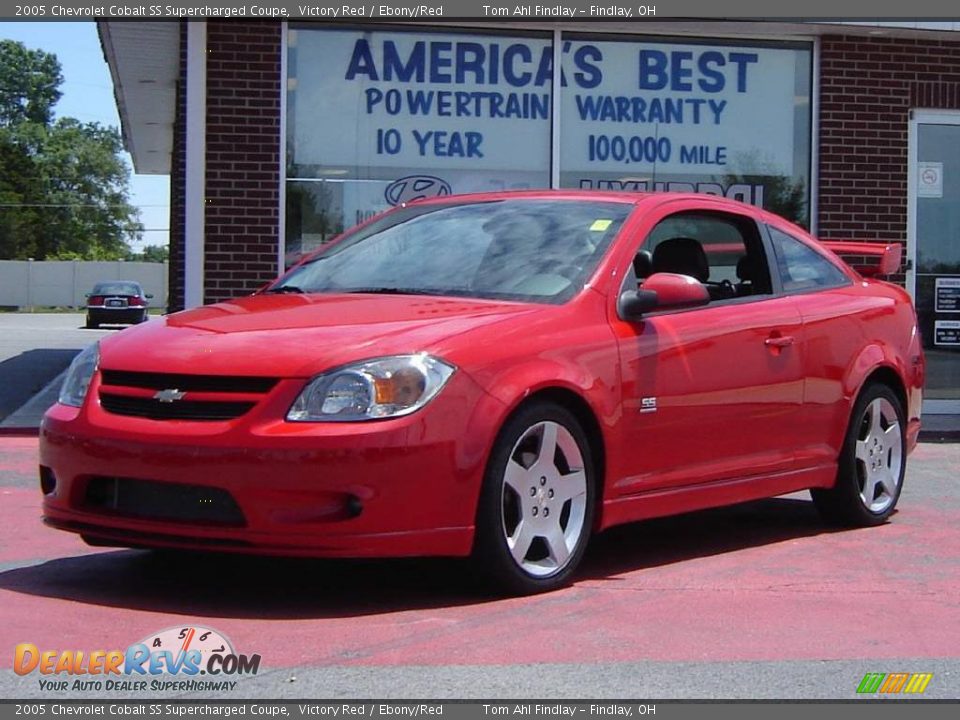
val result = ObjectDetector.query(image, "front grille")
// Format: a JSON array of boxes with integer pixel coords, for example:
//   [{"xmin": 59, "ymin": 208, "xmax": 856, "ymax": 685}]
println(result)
[
  {"xmin": 99, "ymin": 393, "xmax": 255, "ymax": 421},
  {"xmin": 83, "ymin": 476, "xmax": 246, "ymax": 527},
  {"xmin": 98, "ymin": 370, "xmax": 278, "ymax": 421},
  {"xmin": 100, "ymin": 370, "xmax": 277, "ymax": 393}
]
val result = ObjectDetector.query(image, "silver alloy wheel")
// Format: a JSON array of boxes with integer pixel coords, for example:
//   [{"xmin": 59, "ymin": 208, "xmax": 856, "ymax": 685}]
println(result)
[
  {"xmin": 854, "ymin": 397, "xmax": 903, "ymax": 514},
  {"xmin": 500, "ymin": 420, "xmax": 588, "ymax": 577}
]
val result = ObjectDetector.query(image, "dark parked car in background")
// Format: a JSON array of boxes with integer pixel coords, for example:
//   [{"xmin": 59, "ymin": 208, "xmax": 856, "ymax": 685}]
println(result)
[{"xmin": 85, "ymin": 281, "xmax": 152, "ymax": 329}]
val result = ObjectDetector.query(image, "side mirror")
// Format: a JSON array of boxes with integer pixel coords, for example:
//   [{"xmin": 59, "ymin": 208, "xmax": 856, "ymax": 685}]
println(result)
[
  {"xmin": 618, "ymin": 289, "xmax": 658, "ymax": 320},
  {"xmin": 618, "ymin": 272, "xmax": 710, "ymax": 321}
]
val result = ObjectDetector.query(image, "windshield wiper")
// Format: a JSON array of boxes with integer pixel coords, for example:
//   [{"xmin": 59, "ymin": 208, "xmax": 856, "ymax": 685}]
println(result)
[
  {"xmin": 263, "ymin": 285, "xmax": 305, "ymax": 294},
  {"xmin": 340, "ymin": 287, "xmax": 452, "ymax": 296}
]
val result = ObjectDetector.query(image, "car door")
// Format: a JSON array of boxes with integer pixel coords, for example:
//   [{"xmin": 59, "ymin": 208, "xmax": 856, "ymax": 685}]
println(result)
[
  {"xmin": 765, "ymin": 223, "xmax": 869, "ymax": 467},
  {"xmin": 609, "ymin": 204, "xmax": 805, "ymax": 497}
]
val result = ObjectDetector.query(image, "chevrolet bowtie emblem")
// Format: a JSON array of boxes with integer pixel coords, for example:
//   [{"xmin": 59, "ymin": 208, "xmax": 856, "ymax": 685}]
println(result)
[{"xmin": 154, "ymin": 389, "xmax": 187, "ymax": 403}]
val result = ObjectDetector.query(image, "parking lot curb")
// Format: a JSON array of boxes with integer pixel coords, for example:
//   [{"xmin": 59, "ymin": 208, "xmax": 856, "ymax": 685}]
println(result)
[
  {"xmin": 919, "ymin": 431, "xmax": 960, "ymax": 443},
  {"xmin": 0, "ymin": 426, "xmax": 39, "ymax": 436}
]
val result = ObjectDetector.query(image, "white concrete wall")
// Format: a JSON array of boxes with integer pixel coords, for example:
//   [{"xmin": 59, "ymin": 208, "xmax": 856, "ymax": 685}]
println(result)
[{"xmin": 0, "ymin": 261, "xmax": 168, "ymax": 308}]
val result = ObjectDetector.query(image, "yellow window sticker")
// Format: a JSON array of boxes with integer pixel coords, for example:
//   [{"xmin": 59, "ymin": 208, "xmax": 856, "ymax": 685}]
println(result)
[{"xmin": 590, "ymin": 219, "xmax": 613, "ymax": 232}]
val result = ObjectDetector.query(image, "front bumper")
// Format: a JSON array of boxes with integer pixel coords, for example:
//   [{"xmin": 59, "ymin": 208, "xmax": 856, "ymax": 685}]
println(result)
[{"xmin": 39, "ymin": 371, "xmax": 501, "ymax": 558}]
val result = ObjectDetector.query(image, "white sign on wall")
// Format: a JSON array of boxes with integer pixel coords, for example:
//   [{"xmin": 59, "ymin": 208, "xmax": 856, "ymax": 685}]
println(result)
[
  {"xmin": 560, "ymin": 39, "xmax": 800, "ymax": 177},
  {"xmin": 291, "ymin": 31, "xmax": 805, "ymax": 182},
  {"xmin": 935, "ymin": 276, "xmax": 960, "ymax": 313},
  {"xmin": 934, "ymin": 319, "xmax": 960, "ymax": 347},
  {"xmin": 918, "ymin": 162, "xmax": 944, "ymax": 198},
  {"xmin": 291, "ymin": 30, "xmax": 553, "ymax": 176}
]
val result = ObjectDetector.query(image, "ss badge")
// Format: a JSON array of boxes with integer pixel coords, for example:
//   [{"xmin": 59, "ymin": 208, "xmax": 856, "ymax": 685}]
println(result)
[{"xmin": 640, "ymin": 397, "xmax": 657, "ymax": 414}]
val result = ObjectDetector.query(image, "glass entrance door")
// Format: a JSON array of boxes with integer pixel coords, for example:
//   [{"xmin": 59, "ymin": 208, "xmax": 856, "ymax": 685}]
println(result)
[{"xmin": 909, "ymin": 111, "xmax": 960, "ymax": 414}]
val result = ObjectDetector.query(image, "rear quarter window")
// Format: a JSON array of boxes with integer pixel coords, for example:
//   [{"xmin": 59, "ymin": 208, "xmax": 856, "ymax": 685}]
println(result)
[{"xmin": 768, "ymin": 226, "xmax": 850, "ymax": 292}]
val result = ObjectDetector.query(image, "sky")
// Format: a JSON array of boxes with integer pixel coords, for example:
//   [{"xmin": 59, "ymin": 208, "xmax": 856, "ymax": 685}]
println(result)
[{"xmin": 0, "ymin": 22, "xmax": 169, "ymax": 252}]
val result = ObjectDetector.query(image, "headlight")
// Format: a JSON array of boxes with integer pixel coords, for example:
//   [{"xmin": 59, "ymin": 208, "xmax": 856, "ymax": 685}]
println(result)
[
  {"xmin": 287, "ymin": 354, "xmax": 455, "ymax": 422},
  {"xmin": 58, "ymin": 343, "xmax": 99, "ymax": 408}
]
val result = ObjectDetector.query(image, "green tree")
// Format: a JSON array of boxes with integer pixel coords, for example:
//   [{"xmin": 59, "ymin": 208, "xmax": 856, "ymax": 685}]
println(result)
[
  {"xmin": 718, "ymin": 150, "xmax": 809, "ymax": 228},
  {"xmin": 0, "ymin": 39, "xmax": 141, "ymax": 260},
  {"xmin": 0, "ymin": 39, "xmax": 62, "ymax": 126},
  {"xmin": 722, "ymin": 171, "xmax": 807, "ymax": 229},
  {"xmin": 128, "ymin": 244, "xmax": 169, "ymax": 263}
]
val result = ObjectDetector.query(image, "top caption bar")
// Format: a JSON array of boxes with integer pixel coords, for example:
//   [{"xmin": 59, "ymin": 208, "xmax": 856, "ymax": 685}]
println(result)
[{"xmin": 4, "ymin": 0, "xmax": 960, "ymax": 20}]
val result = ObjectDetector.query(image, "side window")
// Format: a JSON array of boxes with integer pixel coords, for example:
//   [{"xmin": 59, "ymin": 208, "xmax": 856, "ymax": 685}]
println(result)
[
  {"xmin": 768, "ymin": 226, "xmax": 850, "ymax": 292},
  {"xmin": 634, "ymin": 212, "xmax": 773, "ymax": 301}
]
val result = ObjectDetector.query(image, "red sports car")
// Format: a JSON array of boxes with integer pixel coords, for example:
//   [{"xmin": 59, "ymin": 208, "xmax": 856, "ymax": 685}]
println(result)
[{"xmin": 40, "ymin": 191, "xmax": 924, "ymax": 594}]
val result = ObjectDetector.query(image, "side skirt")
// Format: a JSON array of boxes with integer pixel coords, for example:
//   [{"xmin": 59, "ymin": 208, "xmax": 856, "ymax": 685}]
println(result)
[{"xmin": 598, "ymin": 463, "xmax": 837, "ymax": 531}]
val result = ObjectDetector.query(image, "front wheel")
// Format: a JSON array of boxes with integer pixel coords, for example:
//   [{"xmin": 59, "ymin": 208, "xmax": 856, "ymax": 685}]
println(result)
[
  {"xmin": 473, "ymin": 402, "xmax": 595, "ymax": 595},
  {"xmin": 812, "ymin": 383, "xmax": 906, "ymax": 526}
]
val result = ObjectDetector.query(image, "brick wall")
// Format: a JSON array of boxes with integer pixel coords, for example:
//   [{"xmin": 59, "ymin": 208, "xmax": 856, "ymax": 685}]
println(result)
[
  {"xmin": 203, "ymin": 21, "xmax": 282, "ymax": 304},
  {"xmin": 166, "ymin": 22, "xmax": 186, "ymax": 312},
  {"xmin": 819, "ymin": 34, "xmax": 960, "ymax": 284}
]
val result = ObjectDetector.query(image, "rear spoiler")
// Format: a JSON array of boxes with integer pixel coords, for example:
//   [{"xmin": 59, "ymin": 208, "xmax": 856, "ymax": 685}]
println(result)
[{"xmin": 821, "ymin": 241, "xmax": 903, "ymax": 277}]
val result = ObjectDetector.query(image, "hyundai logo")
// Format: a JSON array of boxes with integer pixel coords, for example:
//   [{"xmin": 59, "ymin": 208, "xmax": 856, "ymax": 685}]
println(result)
[
  {"xmin": 384, "ymin": 175, "xmax": 452, "ymax": 206},
  {"xmin": 154, "ymin": 389, "xmax": 187, "ymax": 403}
]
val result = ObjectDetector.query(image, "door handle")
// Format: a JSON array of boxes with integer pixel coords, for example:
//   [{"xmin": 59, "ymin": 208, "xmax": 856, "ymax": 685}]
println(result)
[{"xmin": 764, "ymin": 335, "xmax": 795, "ymax": 348}]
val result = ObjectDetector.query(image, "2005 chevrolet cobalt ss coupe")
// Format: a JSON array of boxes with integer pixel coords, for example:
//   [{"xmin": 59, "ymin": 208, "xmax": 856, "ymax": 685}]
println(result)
[{"xmin": 40, "ymin": 191, "xmax": 924, "ymax": 594}]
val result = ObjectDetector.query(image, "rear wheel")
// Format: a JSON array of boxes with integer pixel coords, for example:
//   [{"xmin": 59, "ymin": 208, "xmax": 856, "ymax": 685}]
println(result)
[
  {"xmin": 85, "ymin": 315, "xmax": 98, "ymax": 329},
  {"xmin": 812, "ymin": 383, "xmax": 906, "ymax": 526},
  {"xmin": 473, "ymin": 402, "xmax": 595, "ymax": 595}
]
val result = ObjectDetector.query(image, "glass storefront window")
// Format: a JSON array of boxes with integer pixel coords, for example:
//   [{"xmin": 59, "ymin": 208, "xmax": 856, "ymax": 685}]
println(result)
[
  {"xmin": 286, "ymin": 26, "xmax": 553, "ymax": 264},
  {"xmin": 285, "ymin": 27, "xmax": 813, "ymax": 265},
  {"xmin": 914, "ymin": 120, "xmax": 960, "ymax": 406},
  {"xmin": 558, "ymin": 35, "xmax": 812, "ymax": 227}
]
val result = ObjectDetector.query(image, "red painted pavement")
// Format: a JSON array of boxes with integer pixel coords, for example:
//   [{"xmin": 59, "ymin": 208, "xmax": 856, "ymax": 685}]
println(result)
[
  {"xmin": 0, "ymin": 437, "xmax": 39, "ymax": 479},
  {"xmin": 2, "ymin": 438, "xmax": 958, "ymax": 669}
]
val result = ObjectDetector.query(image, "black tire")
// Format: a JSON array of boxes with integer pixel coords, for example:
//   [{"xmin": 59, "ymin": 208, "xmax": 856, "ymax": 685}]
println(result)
[
  {"xmin": 811, "ymin": 383, "xmax": 906, "ymax": 527},
  {"xmin": 473, "ymin": 401, "xmax": 596, "ymax": 595},
  {"xmin": 85, "ymin": 315, "xmax": 98, "ymax": 329}
]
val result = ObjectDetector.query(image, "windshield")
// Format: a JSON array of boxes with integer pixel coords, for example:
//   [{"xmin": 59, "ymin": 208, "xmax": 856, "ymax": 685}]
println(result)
[{"xmin": 272, "ymin": 199, "xmax": 631, "ymax": 304}]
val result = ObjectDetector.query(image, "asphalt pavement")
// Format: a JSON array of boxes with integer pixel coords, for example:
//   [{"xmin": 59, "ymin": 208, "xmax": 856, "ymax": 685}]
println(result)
[
  {"xmin": 0, "ymin": 312, "xmax": 958, "ymax": 699},
  {"xmin": 0, "ymin": 313, "xmax": 110, "ymax": 428},
  {"xmin": 0, "ymin": 436, "xmax": 957, "ymax": 699}
]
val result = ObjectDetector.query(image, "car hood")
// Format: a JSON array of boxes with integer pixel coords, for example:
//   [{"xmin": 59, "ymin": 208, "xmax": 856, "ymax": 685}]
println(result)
[{"xmin": 98, "ymin": 293, "xmax": 542, "ymax": 377}]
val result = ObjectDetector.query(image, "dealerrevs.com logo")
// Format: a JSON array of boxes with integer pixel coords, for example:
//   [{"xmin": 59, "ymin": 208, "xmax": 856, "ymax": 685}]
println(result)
[{"xmin": 14, "ymin": 625, "xmax": 261, "ymax": 693}]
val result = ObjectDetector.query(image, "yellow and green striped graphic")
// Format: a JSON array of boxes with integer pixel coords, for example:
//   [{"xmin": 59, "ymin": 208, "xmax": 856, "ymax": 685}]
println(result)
[{"xmin": 857, "ymin": 672, "xmax": 933, "ymax": 694}]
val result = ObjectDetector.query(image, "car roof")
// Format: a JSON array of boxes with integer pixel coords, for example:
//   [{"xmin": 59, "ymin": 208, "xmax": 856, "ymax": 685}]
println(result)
[
  {"xmin": 406, "ymin": 189, "xmax": 646, "ymax": 207},
  {"xmin": 404, "ymin": 189, "xmax": 820, "ymax": 240},
  {"xmin": 404, "ymin": 189, "xmax": 777, "ymax": 216}
]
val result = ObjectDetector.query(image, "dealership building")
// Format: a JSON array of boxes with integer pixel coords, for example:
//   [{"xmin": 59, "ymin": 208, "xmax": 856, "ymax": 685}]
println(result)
[{"xmin": 98, "ymin": 19, "xmax": 960, "ymax": 414}]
